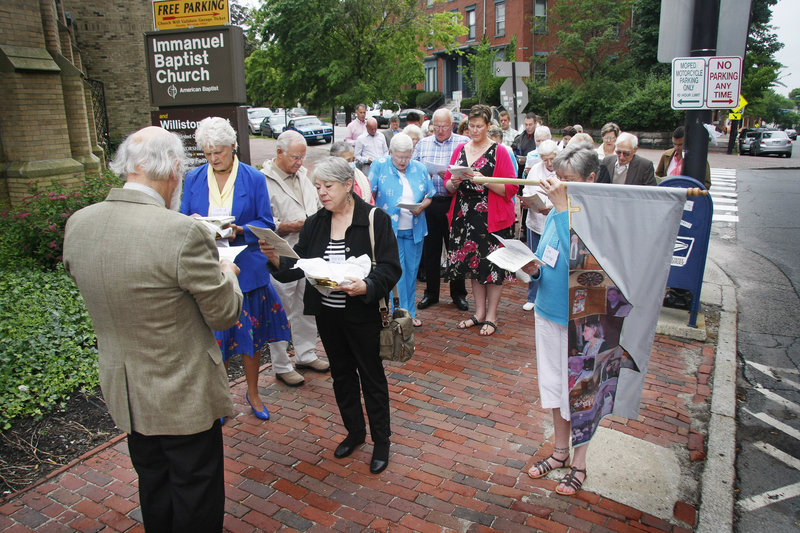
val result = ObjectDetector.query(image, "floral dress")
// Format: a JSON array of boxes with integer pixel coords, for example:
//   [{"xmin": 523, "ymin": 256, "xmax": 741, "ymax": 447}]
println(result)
[{"xmin": 445, "ymin": 143, "xmax": 514, "ymax": 286}]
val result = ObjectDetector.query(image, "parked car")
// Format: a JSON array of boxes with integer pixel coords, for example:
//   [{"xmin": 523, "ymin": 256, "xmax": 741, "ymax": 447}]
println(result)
[
  {"xmin": 247, "ymin": 107, "xmax": 272, "ymax": 134},
  {"xmin": 261, "ymin": 114, "xmax": 286, "ymax": 138},
  {"xmin": 785, "ymin": 128, "xmax": 797, "ymax": 140},
  {"xmin": 398, "ymin": 108, "xmax": 429, "ymax": 128},
  {"xmin": 287, "ymin": 107, "xmax": 307, "ymax": 118},
  {"xmin": 738, "ymin": 128, "xmax": 763, "ymax": 155},
  {"xmin": 285, "ymin": 115, "xmax": 333, "ymax": 144},
  {"xmin": 750, "ymin": 130, "xmax": 792, "ymax": 158}
]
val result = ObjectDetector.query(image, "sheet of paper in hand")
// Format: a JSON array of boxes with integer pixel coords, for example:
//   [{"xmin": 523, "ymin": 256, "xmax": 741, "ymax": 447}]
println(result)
[
  {"xmin": 216, "ymin": 245, "xmax": 247, "ymax": 263},
  {"xmin": 396, "ymin": 202, "xmax": 424, "ymax": 211},
  {"xmin": 246, "ymin": 225, "xmax": 299, "ymax": 259},
  {"xmin": 521, "ymin": 194, "xmax": 547, "ymax": 211},
  {"xmin": 487, "ymin": 233, "xmax": 545, "ymax": 271},
  {"xmin": 448, "ymin": 165, "xmax": 473, "ymax": 179},
  {"xmin": 294, "ymin": 255, "xmax": 372, "ymax": 296}
]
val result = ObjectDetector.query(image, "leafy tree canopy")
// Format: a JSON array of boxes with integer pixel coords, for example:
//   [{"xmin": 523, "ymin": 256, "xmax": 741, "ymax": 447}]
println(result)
[
  {"xmin": 247, "ymin": 0, "xmax": 466, "ymax": 111},
  {"xmin": 547, "ymin": 0, "xmax": 633, "ymax": 83},
  {"xmin": 742, "ymin": 0, "xmax": 783, "ymax": 101}
]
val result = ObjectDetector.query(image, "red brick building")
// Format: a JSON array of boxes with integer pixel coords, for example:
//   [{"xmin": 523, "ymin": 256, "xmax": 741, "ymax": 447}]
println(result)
[{"xmin": 419, "ymin": 0, "xmax": 628, "ymax": 98}]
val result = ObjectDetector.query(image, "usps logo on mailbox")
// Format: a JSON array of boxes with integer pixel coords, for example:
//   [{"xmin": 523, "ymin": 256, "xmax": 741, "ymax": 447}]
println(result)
[{"xmin": 672, "ymin": 236, "xmax": 695, "ymax": 267}]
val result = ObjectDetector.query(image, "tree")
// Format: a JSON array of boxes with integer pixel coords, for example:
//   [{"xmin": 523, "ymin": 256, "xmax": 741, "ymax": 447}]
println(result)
[
  {"xmin": 546, "ymin": 0, "xmax": 633, "ymax": 82},
  {"xmin": 627, "ymin": 0, "xmax": 668, "ymax": 76},
  {"xmin": 741, "ymin": 0, "xmax": 783, "ymax": 102},
  {"xmin": 463, "ymin": 36, "xmax": 517, "ymax": 105},
  {"xmin": 789, "ymin": 88, "xmax": 800, "ymax": 109},
  {"xmin": 247, "ymin": 0, "xmax": 466, "ymax": 112}
]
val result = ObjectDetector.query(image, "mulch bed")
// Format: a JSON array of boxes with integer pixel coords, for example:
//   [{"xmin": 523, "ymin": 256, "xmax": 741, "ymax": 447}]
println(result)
[{"xmin": 0, "ymin": 358, "xmax": 246, "ymax": 498}]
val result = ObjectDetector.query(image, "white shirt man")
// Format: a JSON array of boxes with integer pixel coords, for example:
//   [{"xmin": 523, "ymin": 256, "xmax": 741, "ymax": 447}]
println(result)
[
  {"xmin": 354, "ymin": 117, "xmax": 388, "ymax": 174},
  {"xmin": 499, "ymin": 112, "xmax": 518, "ymax": 146}
]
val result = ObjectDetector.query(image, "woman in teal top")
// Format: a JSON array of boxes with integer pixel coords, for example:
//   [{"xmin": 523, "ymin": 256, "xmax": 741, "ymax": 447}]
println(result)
[
  {"xmin": 521, "ymin": 143, "xmax": 599, "ymax": 497},
  {"xmin": 369, "ymin": 133, "xmax": 434, "ymax": 326}
]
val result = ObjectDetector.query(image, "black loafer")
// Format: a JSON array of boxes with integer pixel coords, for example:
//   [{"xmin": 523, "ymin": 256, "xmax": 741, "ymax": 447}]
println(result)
[
  {"xmin": 334, "ymin": 435, "xmax": 365, "ymax": 458},
  {"xmin": 418, "ymin": 295, "xmax": 438, "ymax": 309},
  {"xmin": 369, "ymin": 458, "xmax": 389, "ymax": 474},
  {"xmin": 453, "ymin": 295, "xmax": 469, "ymax": 311}
]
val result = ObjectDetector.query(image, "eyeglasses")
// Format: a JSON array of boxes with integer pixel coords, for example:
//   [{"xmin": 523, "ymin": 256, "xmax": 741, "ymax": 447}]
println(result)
[
  {"xmin": 393, "ymin": 155, "xmax": 412, "ymax": 162},
  {"xmin": 287, "ymin": 154, "xmax": 305, "ymax": 161},
  {"xmin": 432, "ymin": 125, "xmax": 451, "ymax": 131},
  {"xmin": 615, "ymin": 150, "xmax": 632, "ymax": 157}
]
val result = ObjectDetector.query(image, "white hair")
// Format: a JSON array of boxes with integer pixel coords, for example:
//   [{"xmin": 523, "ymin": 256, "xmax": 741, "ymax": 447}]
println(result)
[
  {"xmin": 276, "ymin": 129, "xmax": 306, "ymax": 151},
  {"xmin": 573, "ymin": 124, "xmax": 583, "ymax": 133},
  {"xmin": 432, "ymin": 108, "xmax": 453, "ymax": 124},
  {"xmin": 110, "ymin": 127, "xmax": 186, "ymax": 181},
  {"xmin": 389, "ymin": 133, "xmax": 414, "ymax": 152},
  {"xmin": 616, "ymin": 132, "xmax": 639, "ymax": 149},
  {"xmin": 403, "ymin": 124, "xmax": 423, "ymax": 140},
  {"xmin": 194, "ymin": 117, "xmax": 237, "ymax": 150},
  {"xmin": 537, "ymin": 139, "xmax": 558, "ymax": 156},
  {"xmin": 534, "ymin": 125, "xmax": 552, "ymax": 142}
]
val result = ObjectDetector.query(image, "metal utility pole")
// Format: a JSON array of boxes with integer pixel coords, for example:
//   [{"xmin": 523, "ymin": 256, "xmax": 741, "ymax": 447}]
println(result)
[{"xmin": 684, "ymin": 0, "xmax": 720, "ymax": 183}]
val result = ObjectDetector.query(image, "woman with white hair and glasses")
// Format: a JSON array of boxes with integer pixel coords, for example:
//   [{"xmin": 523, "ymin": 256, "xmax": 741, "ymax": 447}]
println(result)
[
  {"xmin": 521, "ymin": 144, "xmax": 600, "ymax": 496},
  {"xmin": 181, "ymin": 116, "xmax": 290, "ymax": 422},
  {"xmin": 369, "ymin": 133, "xmax": 434, "ymax": 327}
]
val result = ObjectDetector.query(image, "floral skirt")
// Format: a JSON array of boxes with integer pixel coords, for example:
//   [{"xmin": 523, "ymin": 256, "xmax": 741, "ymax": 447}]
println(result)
[{"xmin": 216, "ymin": 283, "xmax": 290, "ymax": 362}]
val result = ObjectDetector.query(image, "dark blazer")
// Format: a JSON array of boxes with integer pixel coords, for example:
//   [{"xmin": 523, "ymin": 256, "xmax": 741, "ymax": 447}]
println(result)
[
  {"xmin": 655, "ymin": 148, "xmax": 711, "ymax": 189},
  {"xmin": 271, "ymin": 194, "xmax": 401, "ymax": 322},
  {"xmin": 597, "ymin": 154, "xmax": 657, "ymax": 186}
]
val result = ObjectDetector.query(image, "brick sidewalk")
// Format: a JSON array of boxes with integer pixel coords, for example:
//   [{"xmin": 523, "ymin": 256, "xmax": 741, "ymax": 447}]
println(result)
[{"xmin": 0, "ymin": 281, "xmax": 711, "ymax": 532}]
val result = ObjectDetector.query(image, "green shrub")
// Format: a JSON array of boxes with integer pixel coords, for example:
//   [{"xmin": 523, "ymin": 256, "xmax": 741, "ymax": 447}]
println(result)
[
  {"xmin": 610, "ymin": 75, "xmax": 684, "ymax": 131},
  {"xmin": 0, "ymin": 265, "xmax": 98, "ymax": 430},
  {"xmin": 0, "ymin": 171, "xmax": 123, "ymax": 271},
  {"xmin": 460, "ymin": 96, "xmax": 479, "ymax": 110},
  {"xmin": 415, "ymin": 91, "xmax": 444, "ymax": 110},
  {"xmin": 399, "ymin": 88, "xmax": 424, "ymax": 109}
]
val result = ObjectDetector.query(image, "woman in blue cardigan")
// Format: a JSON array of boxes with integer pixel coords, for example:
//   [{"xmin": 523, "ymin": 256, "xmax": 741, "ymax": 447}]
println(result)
[
  {"xmin": 369, "ymin": 133, "xmax": 434, "ymax": 327},
  {"xmin": 181, "ymin": 117, "xmax": 290, "ymax": 421}
]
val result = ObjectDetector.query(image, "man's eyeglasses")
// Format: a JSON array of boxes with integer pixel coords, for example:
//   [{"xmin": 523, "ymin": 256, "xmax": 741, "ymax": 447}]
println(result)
[
  {"xmin": 615, "ymin": 150, "xmax": 632, "ymax": 157},
  {"xmin": 287, "ymin": 154, "xmax": 305, "ymax": 161},
  {"xmin": 432, "ymin": 125, "xmax": 451, "ymax": 131}
]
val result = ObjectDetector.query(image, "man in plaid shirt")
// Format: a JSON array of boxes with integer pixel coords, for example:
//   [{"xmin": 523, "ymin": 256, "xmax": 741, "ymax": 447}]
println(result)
[{"xmin": 412, "ymin": 108, "xmax": 470, "ymax": 311}]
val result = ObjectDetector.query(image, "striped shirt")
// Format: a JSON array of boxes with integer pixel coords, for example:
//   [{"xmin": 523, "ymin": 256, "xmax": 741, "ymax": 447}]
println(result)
[
  {"xmin": 412, "ymin": 132, "xmax": 469, "ymax": 196},
  {"xmin": 320, "ymin": 239, "xmax": 347, "ymax": 308}
]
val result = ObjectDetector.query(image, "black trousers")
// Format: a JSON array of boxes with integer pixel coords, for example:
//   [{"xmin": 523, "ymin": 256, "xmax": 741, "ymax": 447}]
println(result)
[
  {"xmin": 316, "ymin": 306, "xmax": 390, "ymax": 445},
  {"xmin": 128, "ymin": 420, "xmax": 225, "ymax": 533},
  {"xmin": 422, "ymin": 196, "xmax": 467, "ymax": 300}
]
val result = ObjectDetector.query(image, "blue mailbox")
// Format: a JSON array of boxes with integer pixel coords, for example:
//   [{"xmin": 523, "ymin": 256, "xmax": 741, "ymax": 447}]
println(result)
[{"xmin": 659, "ymin": 176, "xmax": 713, "ymax": 327}]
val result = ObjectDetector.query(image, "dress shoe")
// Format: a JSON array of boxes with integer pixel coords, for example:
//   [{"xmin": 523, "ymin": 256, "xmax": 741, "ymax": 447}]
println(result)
[
  {"xmin": 276, "ymin": 370, "xmax": 305, "ymax": 386},
  {"xmin": 296, "ymin": 358, "xmax": 330, "ymax": 372},
  {"xmin": 370, "ymin": 442, "xmax": 390, "ymax": 474},
  {"xmin": 334, "ymin": 434, "xmax": 366, "ymax": 458},
  {"xmin": 417, "ymin": 294, "xmax": 439, "ymax": 309},
  {"xmin": 452, "ymin": 295, "xmax": 469, "ymax": 311},
  {"xmin": 245, "ymin": 392, "xmax": 270, "ymax": 420}
]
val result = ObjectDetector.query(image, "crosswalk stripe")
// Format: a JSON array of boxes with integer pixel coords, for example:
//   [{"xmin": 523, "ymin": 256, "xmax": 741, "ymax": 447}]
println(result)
[
  {"xmin": 710, "ymin": 168, "xmax": 738, "ymax": 223},
  {"xmin": 738, "ymin": 482, "xmax": 800, "ymax": 512},
  {"xmin": 742, "ymin": 408, "xmax": 800, "ymax": 441},
  {"xmin": 753, "ymin": 386, "xmax": 800, "ymax": 414},
  {"xmin": 754, "ymin": 441, "xmax": 800, "ymax": 470}
]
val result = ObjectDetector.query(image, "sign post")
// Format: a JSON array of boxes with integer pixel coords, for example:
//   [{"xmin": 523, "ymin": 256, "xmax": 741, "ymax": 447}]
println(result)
[{"xmin": 496, "ymin": 61, "xmax": 530, "ymax": 130}]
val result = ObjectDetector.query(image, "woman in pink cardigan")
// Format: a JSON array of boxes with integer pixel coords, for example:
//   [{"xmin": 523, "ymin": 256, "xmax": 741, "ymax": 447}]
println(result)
[{"xmin": 443, "ymin": 104, "xmax": 518, "ymax": 336}]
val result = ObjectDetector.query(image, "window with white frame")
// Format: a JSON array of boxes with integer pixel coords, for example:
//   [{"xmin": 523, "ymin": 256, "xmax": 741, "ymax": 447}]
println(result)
[
  {"xmin": 495, "ymin": 1, "xmax": 505, "ymax": 36},
  {"xmin": 425, "ymin": 63, "xmax": 438, "ymax": 91},
  {"xmin": 466, "ymin": 6, "xmax": 476, "ymax": 40},
  {"xmin": 534, "ymin": 0, "xmax": 547, "ymax": 34}
]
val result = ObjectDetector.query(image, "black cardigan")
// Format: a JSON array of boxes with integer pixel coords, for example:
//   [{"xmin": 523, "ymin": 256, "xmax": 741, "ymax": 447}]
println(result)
[{"xmin": 270, "ymin": 194, "xmax": 401, "ymax": 321}]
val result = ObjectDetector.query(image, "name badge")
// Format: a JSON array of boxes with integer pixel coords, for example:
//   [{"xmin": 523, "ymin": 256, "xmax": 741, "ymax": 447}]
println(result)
[{"xmin": 542, "ymin": 245, "xmax": 559, "ymax": 268}]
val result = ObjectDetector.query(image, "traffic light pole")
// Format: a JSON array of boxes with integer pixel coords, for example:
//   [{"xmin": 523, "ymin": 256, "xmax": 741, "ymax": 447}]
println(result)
[{"xmin": 684, "ymin": 0, "xmax": 720, "ymax": 184}]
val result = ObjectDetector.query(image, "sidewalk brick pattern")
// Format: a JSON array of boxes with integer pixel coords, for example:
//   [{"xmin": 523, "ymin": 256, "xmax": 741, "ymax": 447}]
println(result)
[{"xmin": 1, "ymin": 282, "xmax": 709, "ymax": 531}]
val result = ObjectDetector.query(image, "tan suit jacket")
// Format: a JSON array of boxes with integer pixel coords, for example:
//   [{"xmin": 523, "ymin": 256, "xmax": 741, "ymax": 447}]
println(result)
[
  {"xmin": 63, "ymin": 188, "xmax": 242, "ymax": 436},
  {"xmin": 262, "ymin": 160, "xmax": 321, "ymax": 247}
]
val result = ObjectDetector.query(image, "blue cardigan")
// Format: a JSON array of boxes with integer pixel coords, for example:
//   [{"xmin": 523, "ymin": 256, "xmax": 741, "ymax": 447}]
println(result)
[
  {"xmin": 368, "ymin": 156, "xmax": 434, "ymax": 244},
  {"xmin": 180, "ymin": 161, "xmax": 275, "ymax": 293},
  {"xmin": 533, "ymin": 209, "xmax": 570, "ymax": 326}
]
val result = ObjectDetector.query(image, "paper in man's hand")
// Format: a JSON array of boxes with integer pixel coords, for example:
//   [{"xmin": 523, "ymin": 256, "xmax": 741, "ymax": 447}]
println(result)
[{"xmin": 247, "ymin": 225, "xmax": 299, "ymax": 259}]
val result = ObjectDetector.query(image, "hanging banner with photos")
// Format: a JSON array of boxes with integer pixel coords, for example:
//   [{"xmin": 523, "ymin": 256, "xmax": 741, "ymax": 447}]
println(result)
[{"xmin": 565, "ymin": 182, "xmax": 686, "ymax": 446}]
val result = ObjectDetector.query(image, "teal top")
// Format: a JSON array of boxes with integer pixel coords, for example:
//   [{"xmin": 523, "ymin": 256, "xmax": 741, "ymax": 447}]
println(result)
[
  {"xmin": 533, "ymin": 209, "xmax": 570, "ymax": 326},
  {"xmin": 369, "ymin": 156, "xmax": 434, "ymax": 244}
]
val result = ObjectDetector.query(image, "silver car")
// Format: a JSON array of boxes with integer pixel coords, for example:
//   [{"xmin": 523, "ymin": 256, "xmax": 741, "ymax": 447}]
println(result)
[{"xmin": 751, "ymin": 130, "xmax": 792, "ymax": 158}]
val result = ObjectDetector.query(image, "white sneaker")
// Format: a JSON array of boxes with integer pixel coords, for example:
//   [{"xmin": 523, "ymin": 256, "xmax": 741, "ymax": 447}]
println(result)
[{"xmin": 522, "ymin": 302, "xmax": 535, "ymax": 311}]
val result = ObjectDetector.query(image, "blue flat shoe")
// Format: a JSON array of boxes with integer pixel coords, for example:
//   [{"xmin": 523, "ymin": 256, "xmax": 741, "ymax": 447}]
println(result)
[
  {"xmin": 220, "ymin": 417, "xmax": 225, "ymax": 426},
  {"xmin": 246, "ymin": 392, "xmax": 270, "ymax": 420}
]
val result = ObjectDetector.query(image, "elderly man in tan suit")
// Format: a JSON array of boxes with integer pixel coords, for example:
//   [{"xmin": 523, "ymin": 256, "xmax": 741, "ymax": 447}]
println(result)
[
  {"xmin": 263, "ymin": 130, "xmax": 329, "ymax": 386},
  {"xmin": 63, "ymin": 126, "xmax": 243, "ymax": 533}
]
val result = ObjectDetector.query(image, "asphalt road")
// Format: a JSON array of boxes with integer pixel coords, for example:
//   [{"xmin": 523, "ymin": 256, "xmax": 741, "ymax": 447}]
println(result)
[{"xmin": 708, "ymin": 167, "xmax": 800, "ymax": 532}]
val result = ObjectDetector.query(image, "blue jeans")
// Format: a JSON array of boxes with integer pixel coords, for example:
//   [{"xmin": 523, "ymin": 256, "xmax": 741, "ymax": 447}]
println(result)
[
  {"xmin": 526, "ymin": 227, "xmax": 541, "ymax": 303},
  {"xmin": 396, "ymin": 229, "xmax": 423, "ymax": 318}
]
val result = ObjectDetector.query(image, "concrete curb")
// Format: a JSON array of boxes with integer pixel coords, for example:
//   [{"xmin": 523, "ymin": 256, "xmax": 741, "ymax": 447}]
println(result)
[{"xmin": 697, "ymin": 258, "xmax": 738, "ymax": 533}]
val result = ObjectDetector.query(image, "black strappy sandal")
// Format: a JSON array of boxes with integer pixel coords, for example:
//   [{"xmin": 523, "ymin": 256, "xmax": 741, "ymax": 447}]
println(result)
[
  {"xmin": 555, "ymin": 466, "xmax": 587, "ymax": 495},
  {"xmin": 527, "ymin": 447, "xmax": 570, "ymax": 479}
]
